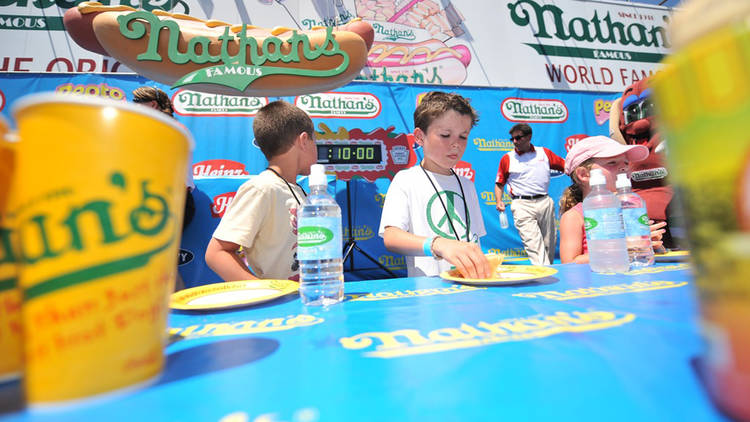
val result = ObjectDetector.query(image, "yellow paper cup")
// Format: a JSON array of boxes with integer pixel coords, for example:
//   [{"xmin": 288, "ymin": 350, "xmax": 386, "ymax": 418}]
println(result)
[
  {"xmin": 0, "ymin": 115, "xmax": 23, "ymax": 383},
  {"xmin": 10, "ymin": 93, "xmax": 192, "ymax": 405},
  {"xmin": 652, "ymin": 4, "xmax": 750, "ymax": 419}
]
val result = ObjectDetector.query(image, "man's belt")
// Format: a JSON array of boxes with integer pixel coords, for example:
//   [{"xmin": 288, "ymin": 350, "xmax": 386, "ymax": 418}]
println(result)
[{"xmin": 511, "ymin": 193, "xmax": 547, "ymax": 200}]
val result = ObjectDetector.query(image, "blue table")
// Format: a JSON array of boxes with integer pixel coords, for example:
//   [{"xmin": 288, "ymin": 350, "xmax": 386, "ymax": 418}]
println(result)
[{"xmin": 0, "ymin": 263, "xmax": 729, "ymax": 421}]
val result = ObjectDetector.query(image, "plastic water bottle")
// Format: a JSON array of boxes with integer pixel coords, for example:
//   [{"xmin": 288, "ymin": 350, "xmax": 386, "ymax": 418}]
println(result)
[
  {"xmin": 616, "ymin": 173, "xmax": 655, "ymax": 267},
  {"xmin": 297, "ymin": 164, "xmax": 344, "ymax": 306},
  {"xmin": 499, "ymin": 210, "xmax": 509, "ymax": 229},
  {"xmin": 582, "ymin": 168, "xmax": 630, "ymax": 273}
]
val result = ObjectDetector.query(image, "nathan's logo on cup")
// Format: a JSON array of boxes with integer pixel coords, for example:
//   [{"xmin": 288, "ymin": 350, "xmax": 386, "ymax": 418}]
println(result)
[
  {"xmin": 173, "ymin": 90, "xmax": 267, "ymax": 116},
  {"xmin": 371, "ymin": 22, "xmax": 417, "ymax": 42},
  {"xmin": 594, "ymin": 99, "xmax": 614, "ymax": 125},
  {"xmin": 178, "ymin": 249, "xmax": 193, "ymax": 266},
  {"xmin": 453, "ymin": 161, "xmax": 475, "ymax": 183},
  {"xmin": 565, "ymin": 134, "xmax": 588, "ymax": 152},
  {"xmin": 300, "ymin": 10, "xmax": 355, "ymax": 30},
  {"xmin": 193, "ymin": 160, "xmax": 249, "ymax": 177},
  {"xmin": 55, "ymin": 83, "xmax": 125, "ymax": 101},
  {"xmin": 16, "ymin": 172, "xmax": 175, "ymax": 296},
  {"xmin": 295, "ymin": 92, "xmax": 381, "ymax": 118},
  {"xmin": 473, "ymin": 137, "xmax": 513, "ymax": 152},
  {"xmin": 298, "ymin": 227, "xmax": 334, "ymax": 247},
  {"xmin": 211, "ymin": 192, "xmax": 236, "ymax": 218},
  {"xmin": 501, "ymin": 98, "xmax": 568, "ymax": 123}
]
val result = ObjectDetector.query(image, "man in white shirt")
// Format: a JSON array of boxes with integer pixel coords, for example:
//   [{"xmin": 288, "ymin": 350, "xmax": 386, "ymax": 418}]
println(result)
[{"xmin": 495, "ymin": 123, "xmax": 565, "ymax": 265}]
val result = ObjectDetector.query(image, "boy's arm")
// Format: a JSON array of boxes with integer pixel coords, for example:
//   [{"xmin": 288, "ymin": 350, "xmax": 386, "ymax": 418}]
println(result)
[
  {"xmin": 559, "ymin": 209, "xmax": 588, "ymax": 264},
  {"xmin": 382, "ymin": 226, "xmax": 490, "ymax": 279},
  {"xmin": 205, "ymin": 237, "xmax": 258, "ymax": 281}
]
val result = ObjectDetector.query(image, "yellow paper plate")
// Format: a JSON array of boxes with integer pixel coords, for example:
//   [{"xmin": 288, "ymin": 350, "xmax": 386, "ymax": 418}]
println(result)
[
  {"xmin": 170, "ymin": 279, "xmax": 299, "ymax": 311},
  {"xmin": 440, "ymin": 265, "xmax": 558, "ymax": 286},
  {"xmin": 654, "ymin": 250, "xmax": 690, "ymax": 262}
]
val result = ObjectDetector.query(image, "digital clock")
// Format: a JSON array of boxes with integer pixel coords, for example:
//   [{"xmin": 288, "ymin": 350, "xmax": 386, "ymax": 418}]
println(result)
[{"xmin": 317, "ymin": 143, "xmax": 383, "ymax": 164}]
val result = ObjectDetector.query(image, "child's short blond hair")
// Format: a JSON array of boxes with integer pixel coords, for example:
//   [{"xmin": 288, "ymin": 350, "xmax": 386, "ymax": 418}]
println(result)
[
  {"xmin": 253, "ymin": 100, "xmax": 314, "ymax": 160},
  {"xmin": 413, "ymin": 91, "xmax": 479, "ymax": 132}
]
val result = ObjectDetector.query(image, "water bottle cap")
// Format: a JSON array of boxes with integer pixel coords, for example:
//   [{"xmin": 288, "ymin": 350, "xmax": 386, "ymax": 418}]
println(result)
[
  {"xmin": 616, "ymin": 173, "xmax": 632, "ymax": 189},
  {"xmin": 589, "ymin": 168, "xmax": 606, "ymax": 186},
  {"xmin": 309, "ymin": 164, "xmax": 327, "ymax": 186}
]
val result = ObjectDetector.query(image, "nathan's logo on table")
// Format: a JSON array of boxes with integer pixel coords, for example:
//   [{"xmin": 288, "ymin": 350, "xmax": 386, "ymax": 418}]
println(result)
[
  {"xmin": 371, "ymin": 23, "xmax": 417, "ymax": 42},
  {"xmin": 211, "ymin": 192, "xmax": 236, "ymax": 218},
  {"xmin": 113, "ymin": 11, "xmax": 350, "ymax": 92},
  {"xmin": 298, "ymin": 227, "xmax": 334, "ymax": 247},
  {"xmin": 508, "ymin": 0, "xmax": 670, "ymax": 64},
  {"xmin": 193, "ymin": 160, "xmax": 249, "ymax": 178},
  {"xmin": 340, "ymin": 309, "xmax": 635, "ymax": 358},
  {"xmin": 295, "ymin": 92, "xmax": 381, "ymax": 118},
  {"xmin": 173, "ymin": 90, "xmax": 267, "ymax": 116},
  {"xmin": 13, "ymin": 172, "xmax": 175, "ymax": 300},
  {"xmin": 473, "ymin": 137, "xmax": 513, "ymax": 152},
  {"xmin": 501, "ymin": 98, "xmax": 568, "ymax": 123}
]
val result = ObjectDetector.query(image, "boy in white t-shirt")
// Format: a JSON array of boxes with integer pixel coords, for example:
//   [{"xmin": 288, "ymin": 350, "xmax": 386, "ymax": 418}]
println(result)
[
  {"xmin": 379, "ymin": 91, "xmax": 490, "ymax": 278},
  {"xmin": 205, "ymin": 100, "xmax": 318, "ymax": 281}
]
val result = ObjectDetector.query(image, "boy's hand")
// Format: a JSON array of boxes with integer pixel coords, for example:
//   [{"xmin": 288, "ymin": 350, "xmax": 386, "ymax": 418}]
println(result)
[
  {"xmin": 496, "ymin": 201, "xmax": 505, "ymax": 212},
  {"xmin": 649, "ymin": 220, "xmax": 668, "ymax": 253},
  {"xmin": 432, "ymin": 237, "xmax": 491, "ymax": 279}
]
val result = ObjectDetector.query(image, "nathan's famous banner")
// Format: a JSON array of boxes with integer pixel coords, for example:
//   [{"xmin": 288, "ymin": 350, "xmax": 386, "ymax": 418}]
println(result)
[
  {"xmin": 0, "ymin": 73, "xmax": 614, "ymax": 286},
  {"xmin": 1, "ymin": 0, "xmax": 672, "ymax": 93}
]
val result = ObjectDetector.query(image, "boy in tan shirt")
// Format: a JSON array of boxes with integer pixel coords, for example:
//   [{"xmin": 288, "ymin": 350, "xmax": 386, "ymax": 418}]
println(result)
[{"xmin": 205, "ymin": 100, "xmax": 318, "ymax": 281}]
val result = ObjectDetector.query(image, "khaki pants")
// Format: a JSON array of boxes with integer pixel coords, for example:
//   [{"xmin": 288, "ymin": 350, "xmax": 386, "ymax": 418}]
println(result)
[{"xmin": 510, "ymin": 196, "xmax": 555, "ymax": 265}]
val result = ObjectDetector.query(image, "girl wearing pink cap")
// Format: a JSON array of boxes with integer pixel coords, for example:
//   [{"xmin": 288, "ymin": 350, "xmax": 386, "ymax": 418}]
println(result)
[{"xmin": 559, "ymin": 136, "xmax": 666, "ymax": 264}]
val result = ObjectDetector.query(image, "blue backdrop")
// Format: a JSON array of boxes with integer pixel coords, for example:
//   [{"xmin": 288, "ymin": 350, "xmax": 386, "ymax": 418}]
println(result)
[{"xmin": 0, "ymin": 73, "xmax": 616, "ymax": 286}]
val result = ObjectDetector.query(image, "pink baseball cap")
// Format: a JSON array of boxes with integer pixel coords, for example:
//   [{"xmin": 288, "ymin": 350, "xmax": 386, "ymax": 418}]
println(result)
[{"xmin": 564, "ymin": 135, "xmax": 649, "ymax": 175}]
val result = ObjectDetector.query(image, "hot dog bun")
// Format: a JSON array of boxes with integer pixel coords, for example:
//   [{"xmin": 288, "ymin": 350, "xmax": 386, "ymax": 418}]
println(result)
[{"xmin": 64, "ymin": 2, "xmax": 374, "ymax": 97}]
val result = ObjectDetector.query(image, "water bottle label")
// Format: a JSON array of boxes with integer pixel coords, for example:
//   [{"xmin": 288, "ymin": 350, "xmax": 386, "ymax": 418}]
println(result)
[
  {"xmin": 622, "ymin": 208, "xmax": 650, "ymax": 237},
  {"xmin": 298, "ymin": 216, "xmax": 342, "ymax": 260},
  {"xmin": 583, "ymin": 208, "xmax": 626, "ymax": 240}
]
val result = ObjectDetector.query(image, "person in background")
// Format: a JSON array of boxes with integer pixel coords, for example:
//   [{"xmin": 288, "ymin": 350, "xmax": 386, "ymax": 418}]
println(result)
[
  {"xmin": 131, "ymin": 86, "xmax": 196, "ymax": 230},
  {"xmin": 494, "ymin": 123, "xmax": 565, "ymax": 266},
  {"xmin": 205, "ymin": 100, "xmax": 318, "ymax": 281},
  {"xmin": 131, "ymin": 86, "xmax": 195, "ymax": 291},
  {"xmin": 379, "ymin": 91, "xmax": 490, "ymax": 279},
  {"xmin": 559, "ymin": 136, "xmax": 666, "ymax": 264}
]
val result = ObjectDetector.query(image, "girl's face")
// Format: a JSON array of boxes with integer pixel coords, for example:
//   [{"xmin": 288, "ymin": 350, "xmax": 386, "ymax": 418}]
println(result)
[
  {"xmin": 589, "ymin": 154, "xmax": 630, "ymax": 191},
  {"xmin": 415, "ymin": 110, "xmax": 472, "ymax": 175}
]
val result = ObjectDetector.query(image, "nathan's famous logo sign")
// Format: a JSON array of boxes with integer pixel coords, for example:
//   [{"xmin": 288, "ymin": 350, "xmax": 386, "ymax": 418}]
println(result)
[
  {"xmin": 340, "ymin": 309, "xmax": 635, "ymax": 358},
  {"xmin": 64, "ymin": 4, "xmax": 373, "ymax": 96},
  {"xmin": 173, "ymin": 90, "xmax": 267, "ymax": 116},
  {"xmin": 508, "ymin": 0, "xmax": 670, "ymax": 64},
  {"xmin": 295, "ymin": 92, "xmax": 381, "ymax": 119},
  {"xmin": 501, "ymin": 97, "xmax": 568, "ymax": 123},
  {"xmin": 371, "ymin": 23, "xmax": 417, "ymax": 42}
]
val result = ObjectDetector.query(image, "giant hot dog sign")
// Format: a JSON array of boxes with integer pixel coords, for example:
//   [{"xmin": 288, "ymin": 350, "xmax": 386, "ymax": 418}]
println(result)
[{"xmin": 63, "ymin": 2, "xmax": 374, "ymax": 96}]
